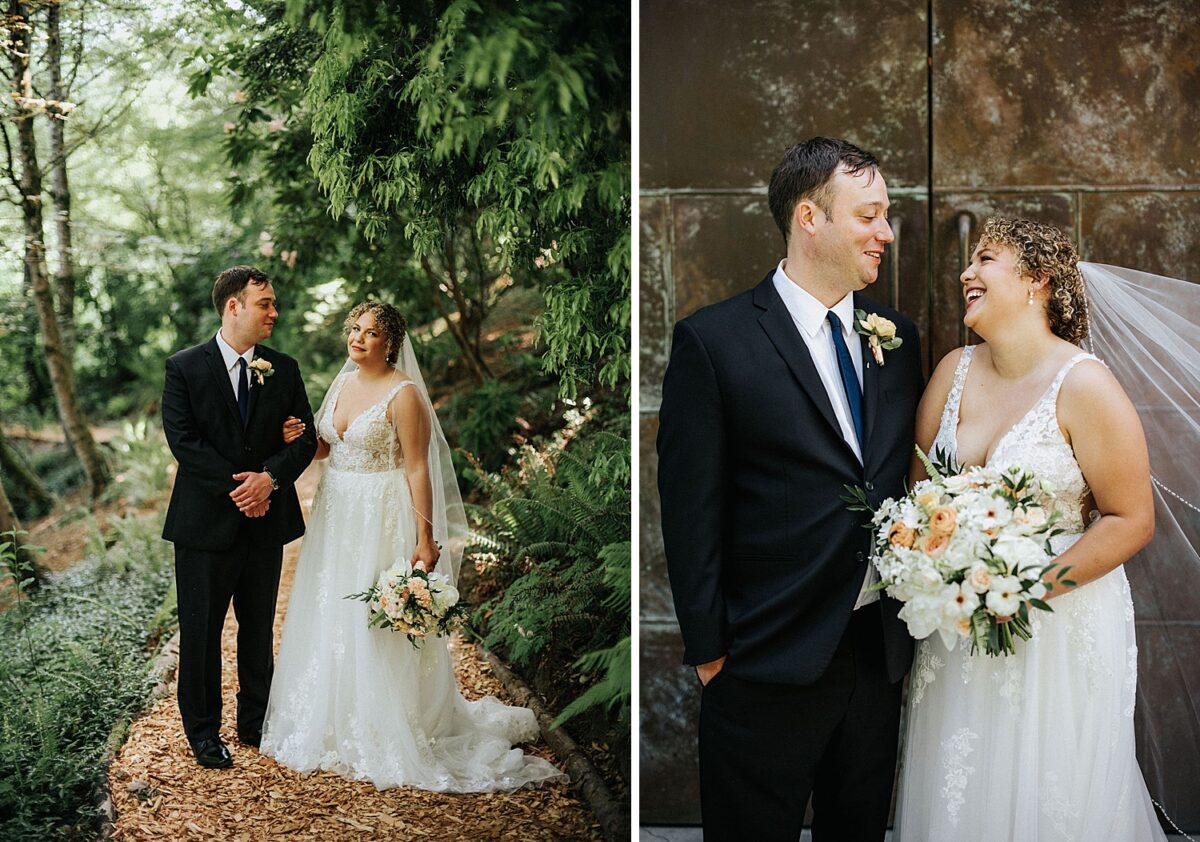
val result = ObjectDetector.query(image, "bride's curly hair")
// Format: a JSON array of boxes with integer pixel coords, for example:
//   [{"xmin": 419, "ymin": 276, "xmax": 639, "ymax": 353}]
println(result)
[
  {"xmin": 344, "ymin": 301, "xmax": 408, "ymax": 365},
  {"xmin": 977, "ymin": 217, "xmax": 1089, "ymax": 345}
]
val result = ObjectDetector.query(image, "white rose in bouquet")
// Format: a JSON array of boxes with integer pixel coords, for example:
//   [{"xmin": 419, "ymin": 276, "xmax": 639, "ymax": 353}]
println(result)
[{"xmin": 992, "ymin": 533, "xmax": 1049, "ymax": 577}]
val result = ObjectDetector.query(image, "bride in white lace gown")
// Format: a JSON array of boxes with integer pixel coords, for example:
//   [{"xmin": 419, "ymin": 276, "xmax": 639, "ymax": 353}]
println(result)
[
  {"xmin": 260, "ymin": 302, "xmax": 565, "ymax": 792},
  {"xmin": 894, "ymin": 218, "xmax": 1167, "ymax": 840}
]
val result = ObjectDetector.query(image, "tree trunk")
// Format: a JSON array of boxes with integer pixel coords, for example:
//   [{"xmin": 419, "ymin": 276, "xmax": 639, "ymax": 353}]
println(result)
[
  {"xmin": 8, "ymin": 0, "xmax": 110, "ymax": 499},
  {"xmin": 22, "ymin": 263, "xmax": 53, "ymax": 412},
  {"xmin": 0, "ymin": 423, "xmax": 54, "ymax": 514},
  {"xmin": 45, "ymin": 0, "xmax": 76, "ymax": 358},
  {"xmin": 0, "ymin": 476, "xmax": 44, "ymax": 586},
  {"xmin": 420, "ymin": 254, "xmax": 494, "ymax": 384}
]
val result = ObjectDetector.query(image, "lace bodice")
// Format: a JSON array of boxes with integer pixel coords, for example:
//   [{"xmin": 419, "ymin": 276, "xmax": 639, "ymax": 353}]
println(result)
[
  {"xmin": 318, "ymin": 374, "xmax": 415, "ymax": 474},
  {"xmin": 931, "ymin": 346, "xmax": 1097, "ymax": 533}
]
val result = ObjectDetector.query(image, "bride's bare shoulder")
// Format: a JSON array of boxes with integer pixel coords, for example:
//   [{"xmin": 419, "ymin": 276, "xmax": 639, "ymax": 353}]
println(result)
[
  {"xmin": 1057, "ymin": 355, "xmax": 1140, "ymax": 441},
  {"xmin": 1059, "ymin": 355, "xmax": 1127, "ymax": 404}
]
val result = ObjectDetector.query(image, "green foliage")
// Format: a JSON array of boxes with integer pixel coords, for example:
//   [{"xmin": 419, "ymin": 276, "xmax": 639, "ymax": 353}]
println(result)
[
  {"xmin": 468, "ymin": 412, "xmax": 630, "ymax": 728},
  {"xmin": 0, "ymin": 516, "xmax": 175, "ymax": 840},
  {"xmin": 443, "ymin": 378, "xmax": 522, "ymax": 474},
  {"xmin": 293, "ymin": 0, "xmax": 630, "ymax": 399},
  {"xmin": 102, "ymin": 420, "xmax": 173, "ymax": 508},
  {"xmin": 28, "ymin": 445, "xmax": 87, "ymax": 501}
]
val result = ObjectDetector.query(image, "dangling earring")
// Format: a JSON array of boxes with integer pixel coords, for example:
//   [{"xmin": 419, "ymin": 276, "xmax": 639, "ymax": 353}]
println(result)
[{"xmin": 1027, "ymin": 287, "xmax": 1035, "ymax": 306}]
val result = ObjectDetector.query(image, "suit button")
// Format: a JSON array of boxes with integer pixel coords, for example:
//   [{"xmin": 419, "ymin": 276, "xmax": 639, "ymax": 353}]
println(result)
[
  {"xmin": 244, "ymin": 446, "xmax": 251, "ymax": 453},
  {"xmin": 865, "ymin": 481, "xmax": 875, "ymax": 492},
  {"xmin": 856, "ymin": 551, "xmax": 865, "ymax": 563}
]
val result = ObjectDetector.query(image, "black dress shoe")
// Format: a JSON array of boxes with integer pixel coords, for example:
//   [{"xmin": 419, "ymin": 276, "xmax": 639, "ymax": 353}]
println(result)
[
  {"xmin": 236, "ymin": 730, "xmax": 261, "ymax": 748},
  {"xmin": 189, "ymin": 736, "xmax": 233, "ymax": 768}
]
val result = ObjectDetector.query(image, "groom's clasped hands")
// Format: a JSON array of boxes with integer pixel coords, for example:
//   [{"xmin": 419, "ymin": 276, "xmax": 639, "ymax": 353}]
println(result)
[{"xmin": 229, "ymin": 470, "xmax": 274, "ymax": 518}]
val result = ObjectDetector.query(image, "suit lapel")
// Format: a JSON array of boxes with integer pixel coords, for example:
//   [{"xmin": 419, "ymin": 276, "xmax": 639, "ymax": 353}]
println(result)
[
  {"xmin": 753, "ymin": 276, "xmax": 858, "ymax": 462},
  {"xmin": 205, "ymin": 338, "xmax": 244, "ymax": 429}
]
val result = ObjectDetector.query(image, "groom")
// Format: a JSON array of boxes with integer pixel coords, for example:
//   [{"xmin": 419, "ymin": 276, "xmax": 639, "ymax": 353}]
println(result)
[
  {"xmin": 657, "ymin": 138, "xmax": 923, "ymax": 840},
  {"xmin": 161, "ymin": 265, "xmax": 317, "ymax": 768}
]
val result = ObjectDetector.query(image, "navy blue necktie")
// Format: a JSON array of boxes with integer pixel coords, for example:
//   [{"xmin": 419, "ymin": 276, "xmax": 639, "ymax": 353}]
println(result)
[
  {"xmin": 826, "ymin": 311, "xmax": 864, "ymax": 451},
  {"xmin": 236, "ymin": 357, "xmax": 249, "ymax": 426}
]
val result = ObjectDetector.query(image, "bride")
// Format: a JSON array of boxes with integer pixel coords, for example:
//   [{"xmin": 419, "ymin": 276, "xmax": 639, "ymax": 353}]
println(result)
[
  {"xmin": 894, "ymin": 218, "xmax": 1169, "ymax": 839},
  {"xmin": 259, "ymin": 301, "xmax": 565, "ymax": 792}
]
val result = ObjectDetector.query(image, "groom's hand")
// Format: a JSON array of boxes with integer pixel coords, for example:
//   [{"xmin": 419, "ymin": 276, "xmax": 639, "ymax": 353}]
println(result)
[
  {"xmin": 243, "ymin": 499, "xmax": 271, "ymax": 518},
  {"xmin": 696, "ymin": 655, "xmax": 727, "ymax": 686},
  {"xmin": 231, "ymin": 471, "xmax": 274, "ymax": 511}
]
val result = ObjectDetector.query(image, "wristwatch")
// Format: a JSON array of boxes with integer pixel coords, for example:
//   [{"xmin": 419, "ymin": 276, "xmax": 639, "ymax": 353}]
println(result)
[{"xmin": 264, "ymin": 470, "xmax": 279, "ymax": 492}]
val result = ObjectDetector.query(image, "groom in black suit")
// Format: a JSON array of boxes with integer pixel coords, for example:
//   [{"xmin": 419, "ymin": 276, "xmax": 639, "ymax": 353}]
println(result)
[
  {"xmin": 161, "ymin": 266, "xmax": 316, "ymax": 768},
  {"xmin": 658, "ymin": 138, "xmax": 924, "ymax": 840}
]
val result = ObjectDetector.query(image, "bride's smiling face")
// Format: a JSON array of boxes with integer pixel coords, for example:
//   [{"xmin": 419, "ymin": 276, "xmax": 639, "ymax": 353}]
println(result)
[
  {"xmin": 347, "ymin": 311, "xmax": 389, "ymax": 365},
  {"xmin": 960, "ymin": 241, "xmax": 1032, "ymax": 335}
]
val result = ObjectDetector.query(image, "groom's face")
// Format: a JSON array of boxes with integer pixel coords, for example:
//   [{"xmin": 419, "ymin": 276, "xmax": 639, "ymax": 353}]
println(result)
[
  {"xmin": 227, "ymin": 282, "xmax": 278, "ymax": 344},
  {"xmin": 811, "ymin": 167, "xmax": 893, "ymax": 292}
]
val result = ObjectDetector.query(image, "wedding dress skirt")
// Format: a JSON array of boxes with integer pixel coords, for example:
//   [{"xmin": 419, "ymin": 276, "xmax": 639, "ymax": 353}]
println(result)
[
  {"xmin": 261, "ymin": 378, "xmax": 565, "ymax": 792},
  {"xmin": 894, "ymin": 348, "xmax": 1166, "ymax": 841}
]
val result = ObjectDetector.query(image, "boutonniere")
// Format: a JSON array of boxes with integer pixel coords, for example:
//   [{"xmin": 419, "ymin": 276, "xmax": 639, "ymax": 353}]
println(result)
[
  {"xmin": 247, "ymin": 356, "xmax": 274, "ymax": 386},
  {"xmin": 854, "ymin": 310, "xmax": 903, "ymax": 366}
]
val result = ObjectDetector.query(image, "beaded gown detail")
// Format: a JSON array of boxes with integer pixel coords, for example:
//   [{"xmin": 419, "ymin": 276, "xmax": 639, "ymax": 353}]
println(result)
[
  {"xmin": 260, "ymin": 373, "xmax": 565, "ymax": 791},
  {"xmin": 894, "ymin": 346, "xmax": 1166, "ymax": 841}
]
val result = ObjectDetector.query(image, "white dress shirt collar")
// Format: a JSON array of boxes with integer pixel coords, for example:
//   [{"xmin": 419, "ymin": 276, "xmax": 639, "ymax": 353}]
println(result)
[
  {"xmin": 215, "ymin": 329, "xmax": 254, "ymax": 373},
  {"xmin": 771, "ymin": 260, "xmax": 857, "ymax": 341}
]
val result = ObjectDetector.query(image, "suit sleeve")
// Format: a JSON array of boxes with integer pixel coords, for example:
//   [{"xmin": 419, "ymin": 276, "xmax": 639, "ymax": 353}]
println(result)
[
  {"xmin": 657, "ymin": 319, "xmax": 728, "ymax": 666},
  {"xmin": 262, "ymin": 359, "xmax": 317, "ymax": 487},
  {"xmin": 161, "ymin": 355, "xmax": 238, "ymax": 489}
]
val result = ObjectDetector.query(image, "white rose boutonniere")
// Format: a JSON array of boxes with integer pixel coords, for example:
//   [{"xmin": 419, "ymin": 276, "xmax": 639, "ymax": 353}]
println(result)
[
  {"xmin": 854, "ymin": 310, "xmax": 903, "ymax": 366},
  {"xmin": 247, "ymin": 356, "xmax": 274, "ymax": 386}
]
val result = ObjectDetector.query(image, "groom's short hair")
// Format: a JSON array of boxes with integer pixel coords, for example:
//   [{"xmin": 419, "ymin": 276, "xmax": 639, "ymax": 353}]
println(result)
[
  {"xmin": 212, "ymin": 265, "xmax": 271, "ymax": 316},
  {"xmin": 768, "ymin": 138, "xmax": 880, "ymax": 245}
]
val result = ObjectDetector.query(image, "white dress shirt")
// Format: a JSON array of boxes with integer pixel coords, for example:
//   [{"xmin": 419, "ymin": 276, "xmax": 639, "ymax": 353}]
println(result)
[
  {"xmin": 771, "ymin": 260, "xmax": 879, "ymax": 609},
  {"xmin": 215, "ymin": 329, "xmax": 255, "ymax": 397}
]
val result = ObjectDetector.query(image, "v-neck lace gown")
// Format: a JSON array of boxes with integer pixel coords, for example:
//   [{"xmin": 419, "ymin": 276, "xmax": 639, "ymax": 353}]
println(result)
[
  {"xmin": 894, "ymin": 346, "xmax": 1166, "ymax": 841},
  {"xmin": 260, "ymin": 374, "xmax": 564, "ymax": 791}
]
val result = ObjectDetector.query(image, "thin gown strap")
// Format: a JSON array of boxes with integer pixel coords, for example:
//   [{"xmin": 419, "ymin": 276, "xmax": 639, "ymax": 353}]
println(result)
[
  {"xmin": 942, "ymin": 345, "xmax": 976, "ymax": 430},
  {"xmin": 1047, "ymin": 351, "xmax": 1103, "ymax": 404}
]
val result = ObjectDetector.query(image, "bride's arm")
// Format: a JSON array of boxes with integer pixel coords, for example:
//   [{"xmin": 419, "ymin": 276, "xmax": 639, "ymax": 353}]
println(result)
[
  {"xmin": 283, "ymin": 417, "xmax": 329, "ymax": 459},
  {"xmin": 391, "ymin": 388, "xmax": 440, "ymax": 571},
  {"xmin": 908, "ymin": 347, "xmax": 964, "ymax": 487},
  {"xmin": 1045, "ymin": 360, "xmax": 1155, "ymax": 598}
]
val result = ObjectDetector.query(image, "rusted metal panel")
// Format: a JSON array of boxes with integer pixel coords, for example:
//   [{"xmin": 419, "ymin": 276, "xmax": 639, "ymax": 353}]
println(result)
[
  {"xmin": 639, "ymin": 628, "xmax": 702, "ymax": 823},
  {"xmin": 641, "ymin": 197, "xmax": 673, "ymax": 410},
  {"xmin": 641, "ymin": 0, "xmax": 929, "ymax": 190},
  {"xmin": 640, "ymin": 416, "xmax": 674, "ymax": 623},
  {"xmin": 874, "ymin": 195, "xmax": 932, "ymax": 376},
  {"xmin": 670, "ymin": 194, "xmax": 780, "ymax": 320},
  {"xmin": 1081, "ymin": 191, "xmax": 1200, "ymax": 279},
  {"xmin": 933, "ymin": 0, "xmax": 1200, "ymax": 188}
]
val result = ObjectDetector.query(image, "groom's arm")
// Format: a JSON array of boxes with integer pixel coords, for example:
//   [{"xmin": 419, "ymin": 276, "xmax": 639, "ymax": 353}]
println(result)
[
  {"xmin": 162, "ymin": 355, "xmax": 238, "ymax": 490},
  {"xmin": 658, "ymin": 319, "xmax": 728, "ymax": 669},
  {"xmin": 261, "ymin": 359, "xmax": 317, "ymax": 487}
]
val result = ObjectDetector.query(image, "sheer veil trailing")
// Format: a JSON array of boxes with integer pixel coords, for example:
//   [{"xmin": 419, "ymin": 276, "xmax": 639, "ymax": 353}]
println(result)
[
  {"xmin": 1079, "ymin": 263, "xmax": 1200, "ymax": 827},
  {"xmin": 316, "ymin": 336, "xmax": 468, "ymax": 588}
]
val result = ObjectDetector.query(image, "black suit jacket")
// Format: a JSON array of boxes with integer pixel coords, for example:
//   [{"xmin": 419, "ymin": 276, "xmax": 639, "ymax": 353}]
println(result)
[
  {"xmin": 657, "ymin": 273, "xmax": 924, "ymax": 685},
  {"xmin": 161, "ymin": 338, "xmax": 317, "ymax": 552}
]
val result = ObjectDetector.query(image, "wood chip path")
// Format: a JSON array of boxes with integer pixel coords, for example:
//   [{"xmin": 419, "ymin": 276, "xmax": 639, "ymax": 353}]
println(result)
[{"xmin": 107, "ymin": 463, "xmax": 600, "ymax": 841}]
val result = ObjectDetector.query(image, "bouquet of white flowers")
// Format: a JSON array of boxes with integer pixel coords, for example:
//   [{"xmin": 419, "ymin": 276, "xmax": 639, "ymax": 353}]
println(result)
[
  {"xmin": 347, "ymin": 565, "xmax": 468, "ymax": 648},
  {"xmin": 845, "ymin": 448, "xmax": 1075, "ymax": 656}
]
